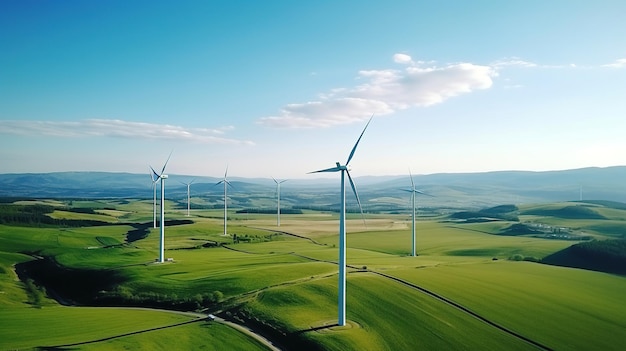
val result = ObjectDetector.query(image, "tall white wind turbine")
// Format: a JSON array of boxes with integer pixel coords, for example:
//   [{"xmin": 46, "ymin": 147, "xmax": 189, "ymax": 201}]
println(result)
[
  {"xmin": 179, "ymin": 179, "xmax": 195, "ymax": 217},
  {"xmin": 402, "ymin": 170, "xmax": 430, "ymax": 257},
  {"xmin": 150, "ymin": 152, "xmax": 172, "ymax": 263},
  {"xmin": 216, "ymin": 167, "xmax": 232, "ymax": 236},
  {"xmin": 273, "ymin": 178, "xmax": 287, "ymax": 227},
  {"xmin": 309, "ymin": 116, "xmax": 372, "ymax": 327}
]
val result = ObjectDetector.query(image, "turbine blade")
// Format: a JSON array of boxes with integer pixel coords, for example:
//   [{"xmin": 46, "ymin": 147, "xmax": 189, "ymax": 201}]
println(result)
[
  {"xmin": 161, "ymin": 150, "xmax": 173, "ymax": 174},
  {"xmin": 190, "ymin": 179, "xmax": 196, "ymax": 185},
  {"xmin": 215, "ymin": 181, "xmax": 224, "ymax": 186},
  {"xmin": 225, "ymin": 180, "xmax": 234, "ymax": 189},
  {"xmin": 272, "ymin": 177, "xmax": 278, "ymax": 184},
  {"xmin": 149, "ymin": 167, "xmax": 158, "ymax": 182},
  {"xmin": 401, "ymin": 188, "xmax": 432, "ymax": 196},
  {"xmin": 346, "ymin": 115, "xmax": 373, "ymax": 165},
  {"xmin": 415, "ymin": 189, "xmax": 435, "ymax": 197},
  {"xmin": 409, "ymin": 168, "xmax": 415, "ymax": 189},
  {"xmin": 308, "ymin": 166, "xmax": 342, "ymax": 173},
  {"xmin": 224, "ymin": 165, "xmax": 228, "ymax": 179},
  {"xmin": 346, "ymin": 170, "xmax": 366, "ymax": 226},
  {"xmin": 149, "ymin": 166, "xmax": 160, "ymax": 181},
  {"xmin": 280, "ymin": 179, "xmax": 287, "ymax": 184}
]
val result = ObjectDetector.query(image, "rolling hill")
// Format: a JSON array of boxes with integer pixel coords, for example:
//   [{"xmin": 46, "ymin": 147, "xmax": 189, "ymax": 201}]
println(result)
[{"xmin": 1, "ymin": 166, "xmax": 625, "ymax": 210}]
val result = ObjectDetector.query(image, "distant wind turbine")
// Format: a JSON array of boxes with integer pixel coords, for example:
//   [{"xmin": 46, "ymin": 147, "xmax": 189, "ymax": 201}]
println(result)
[
  {"xmin": 216, "ymin": 166, "xmax": 233, "ymax": 236},
  {"xmin": 273, "ymin": 178, "xmax": 287, "ymax": 227},
  {"xmin": 179, "ymin": 179, "xmax": 195, "ymax": 217},
  {"xmin": 580, "ymin": 185, "xmax": 583, "ymax": 201},
  {"xmin": 150, "ymin": 152, "xmax": 172, "ymax": 263},
  {"xmin": 309, "ymin": 116, "xmax": 372, "ymax": 327},
  {"xmin": 402, "ymin": 169, "xmax": 431, "ymax": 257}
]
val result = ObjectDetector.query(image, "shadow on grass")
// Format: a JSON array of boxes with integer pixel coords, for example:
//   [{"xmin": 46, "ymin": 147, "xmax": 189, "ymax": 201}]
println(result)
[{"xmin": 292, "ymin": 323, "xmax": 340, "ymax": 334}]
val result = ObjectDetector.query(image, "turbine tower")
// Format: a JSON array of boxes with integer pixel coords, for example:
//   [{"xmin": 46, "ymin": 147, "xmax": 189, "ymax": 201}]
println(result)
[
  {"xmin": 149, "ymin": 169, "xmax": 158, "ymax": 228},
  {"xmin": 580, "ymin": 185, "xmax": 583, "ymax": 201},
  {"xmin": 273, "ymin": 178, "xmax": 287, "ymax": 227},
  {"xmin": 179, "ymin": 179, "xmax": 195, "ymax": 217},
  {"xmin": 216, "ymin": 167, "xmax": 232, "ymax": 236},
  {"xmin": 150, "ymin": 152, "xmax": 172, "ymax": 263},
  {"xmin": 309, "ymin": 116, "xmax": 371, "ymax": 327},
  {"xmin": 402, "ymin": 169, "xmax": 429, "ymax": 257}
]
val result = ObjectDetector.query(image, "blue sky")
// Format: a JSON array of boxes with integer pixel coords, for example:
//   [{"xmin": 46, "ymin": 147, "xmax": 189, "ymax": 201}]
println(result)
[{"xmin": 2, "ymin": 0, "xmax": 625, "ymax": 179}]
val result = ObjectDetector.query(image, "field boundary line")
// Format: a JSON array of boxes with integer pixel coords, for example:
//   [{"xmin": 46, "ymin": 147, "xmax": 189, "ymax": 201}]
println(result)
[
  {"xmin": 365, "ymin": 270, "xmax": 554, "ymax": 351},
  {"xmin": 286, "ymin": 250, "xmax": 553, "ymax": 351},
  {"xmin": 39, "ymin": 315, "xmax": 207, "ymax": 349}
]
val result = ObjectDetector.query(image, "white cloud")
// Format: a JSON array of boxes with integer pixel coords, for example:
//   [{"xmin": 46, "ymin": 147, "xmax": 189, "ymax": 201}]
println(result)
[
  {"xmin": 259, "ymin": 56, "xmax": 495, "ymax": 128},
  {"xmin": 393, "ymin": 53, "xmax": 413, "ymax": 65},
  {"xmin": 259, "ymin": 98, "xmax": 393, "ymax": 128},
  {"xmin": 0, "ymin": 119, "xmax": 255, "ymax": 145},
  {"xmin": 602, "ymin": 58, "xmax": 626, "ymax": 68}
]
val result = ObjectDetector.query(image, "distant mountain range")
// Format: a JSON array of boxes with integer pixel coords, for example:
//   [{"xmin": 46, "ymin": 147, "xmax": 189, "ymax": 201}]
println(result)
[{"xmin": 1, "ymin": 166, "xmax": 625, "ymax": 210}]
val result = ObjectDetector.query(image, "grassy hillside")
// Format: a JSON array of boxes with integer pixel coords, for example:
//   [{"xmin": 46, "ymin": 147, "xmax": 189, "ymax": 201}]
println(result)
[
  {"xmin": 543, "ymin": 239, "xmax": 626, "ymax": 274},
  {"xmin": 1, "ymin": 199, "xmax": 626, "ymax": 350}
]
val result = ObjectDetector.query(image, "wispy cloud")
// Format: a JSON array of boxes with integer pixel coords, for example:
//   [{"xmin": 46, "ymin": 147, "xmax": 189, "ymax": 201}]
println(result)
[
  {"xmin": 494, "ymin": 57, "xmax": 626, "ymax": 70},
  {"xmin": 0, "ymin": 119, "xmax": 255, "ymax": 145},
  {"xmin": 259, "ymin": 54, "xmax": 496, "ymax": 128},
  {"xmin": 491, "ymin": 57, "xmax": 538, "ymax": 68},
  {"xmin": 602, "ymin": 58, "xmax": 626, "ymax": 68}
]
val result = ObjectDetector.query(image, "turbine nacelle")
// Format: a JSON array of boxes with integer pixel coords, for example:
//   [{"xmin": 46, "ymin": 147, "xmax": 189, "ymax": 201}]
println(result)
[
  {"xmin": 337, "ymin": 162, "xmax": 349, "ymax": 171},
  {"xmin": 161, "ymin": 174, "xmax": 168, "ymax": 179}
]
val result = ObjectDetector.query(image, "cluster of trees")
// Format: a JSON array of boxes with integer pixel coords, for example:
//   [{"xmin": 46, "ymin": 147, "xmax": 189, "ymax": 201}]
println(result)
[
  {"xmin": 24, "ymin": 278, "xmax": 47, "ymax": 308},
  {"xmin": 96, "ymin": 287, "xmax": 224, "ymax": 311},
  {"xmin": 0, "ymin": 204, "xmax": 55, "ymax": 225},
  {"xmin": 508, "ymin": 254, "xmax": 540, "ymax": 262},
  {"xmin": 0, "ymin": 204, "xmax": 108, "ymax": 227},
  {"xmin": 232, "ymin": 233, "xmax": 279, "ymax": 243}
]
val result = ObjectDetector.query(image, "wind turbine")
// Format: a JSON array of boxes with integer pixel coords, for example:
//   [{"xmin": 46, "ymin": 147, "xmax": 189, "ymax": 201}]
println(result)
[
  {"xmin": 216, "ymin": 166, "xmax": 232, "ymax": 236},
  {"xmin": 273, "ymin": 178, "xmax": 287, "ymax": 227},
  {"xmin": 579, "ymin": 185, "xmax": 583, "ymax": 201},
  {"xmin": 179, "ymin": 179, "xmax": 195, "ymax": 217},
  {"xmin": 149, "ymin": 168, "xmax": 158, "ymax": 228},
  {"xmin": 309, "ymin": 116, "xmax": 372, "ymax": 327},
  {"xmin": 150, "ymin": 152, "xmax": 172, "ymax": 263},
  {"xmin": 402, "ymin": 169, "xmax": 430, "ymax": 257}
]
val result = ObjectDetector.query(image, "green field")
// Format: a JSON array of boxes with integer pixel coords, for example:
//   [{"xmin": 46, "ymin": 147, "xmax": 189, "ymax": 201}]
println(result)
[
  {"xmin": 0, "ymin": 306, "xmax": 269, "ymax": 350},
  {"xmin": 1, "ymin": 200, "xmax": 625, "ymax": 350}
]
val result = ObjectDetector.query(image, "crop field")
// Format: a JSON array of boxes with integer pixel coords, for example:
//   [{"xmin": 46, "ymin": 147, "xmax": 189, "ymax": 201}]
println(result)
[{"xmin": 1, "ymin": 199, "xmax": 625, "ymax": 350}]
